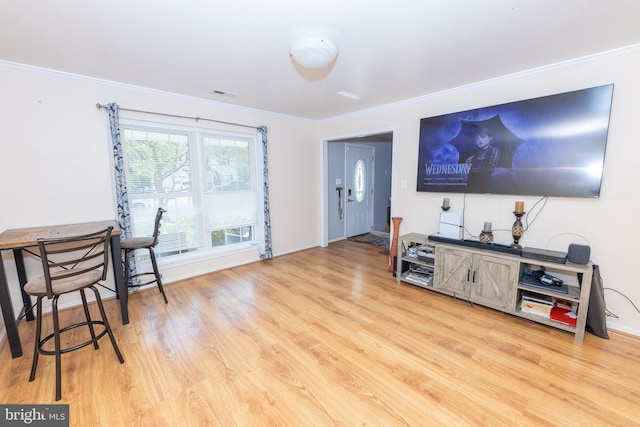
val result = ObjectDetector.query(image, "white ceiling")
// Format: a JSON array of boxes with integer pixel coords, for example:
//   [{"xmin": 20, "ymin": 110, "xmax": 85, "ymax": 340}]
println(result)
[{"xmin": 1, "ymin": 1, "xmax": 640, "ymax": 120}]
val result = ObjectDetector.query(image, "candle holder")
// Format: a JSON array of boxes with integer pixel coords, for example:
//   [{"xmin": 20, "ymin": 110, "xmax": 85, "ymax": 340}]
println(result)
[
  {"xmin": 511, "ymin": 211, "xmax": 525, "ymax": 248},
  {"xmin": 479, "ymin": 230, "xmax": 494, "ymax": 244},
  {"xmin": 480, "ymin": 221, "xmax": 493, "ymax": 243}
]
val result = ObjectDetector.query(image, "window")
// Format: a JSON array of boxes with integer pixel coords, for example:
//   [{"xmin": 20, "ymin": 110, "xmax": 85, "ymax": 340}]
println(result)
[
  {"xmin": 354, "ymin": 158, "xmax": 366, "ymax": 203},
  {"xmin": 121, "ymin": 120, "xmax": 260, "ymax": 261}
]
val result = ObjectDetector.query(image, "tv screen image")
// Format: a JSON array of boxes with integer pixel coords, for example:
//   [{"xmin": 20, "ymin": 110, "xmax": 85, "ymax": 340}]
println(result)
[{"xmin": 416, "ymin": 84, "xmax": 614, "ymax": 197}]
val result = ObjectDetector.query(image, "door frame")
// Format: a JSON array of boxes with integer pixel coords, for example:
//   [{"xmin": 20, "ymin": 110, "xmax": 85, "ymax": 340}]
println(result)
[{"xmin": 321, "ymin": 128, "xmax": 395, "ymax": 247}]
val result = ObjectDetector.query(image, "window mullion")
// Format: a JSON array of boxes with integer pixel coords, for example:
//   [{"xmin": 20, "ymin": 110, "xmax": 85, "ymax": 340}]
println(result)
[{"xmin": 190, "ymin": 130, "xmax": 207, "ymax": 251}]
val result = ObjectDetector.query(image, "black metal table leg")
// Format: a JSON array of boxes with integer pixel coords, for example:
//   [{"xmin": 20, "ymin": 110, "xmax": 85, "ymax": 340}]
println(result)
[
  {"xmin": 0, "ymin": 251, "xmax": 23, "ymax": 358},
  {"xmin": 14, "ymin": 249, "xmax": 34, "ymax": 321},
  {"xmin": 110, "ymin": 235, "xmax": 129, "ymax": 325}
]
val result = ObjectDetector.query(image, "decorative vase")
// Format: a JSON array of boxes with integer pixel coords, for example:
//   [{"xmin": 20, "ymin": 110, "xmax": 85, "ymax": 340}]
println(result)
[{"xmin": 388, "ymin": 216, "xmax": 403, "ymax": 273}]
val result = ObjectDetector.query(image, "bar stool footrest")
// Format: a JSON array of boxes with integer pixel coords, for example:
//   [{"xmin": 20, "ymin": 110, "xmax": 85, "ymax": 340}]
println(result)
[
  {"xmin": 37, "ymin": 321, "xmax": 109, "ymax": 355},
  {"xmin": 127, "ymin": 272, "xmax": 162, "ymax": 288}
]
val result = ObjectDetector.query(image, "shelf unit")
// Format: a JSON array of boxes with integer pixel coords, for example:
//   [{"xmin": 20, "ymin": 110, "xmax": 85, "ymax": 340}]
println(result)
[
  {"xmin": 515, "ymin": 259, "xmax": 592, "ymax": 339},
  {"xmin": 395, "ymin": 232, "xmax": 593, "ymax": 341},
  {"xmin": 396, "ymin": 232, "xmax": 435, "ymax": 290}
]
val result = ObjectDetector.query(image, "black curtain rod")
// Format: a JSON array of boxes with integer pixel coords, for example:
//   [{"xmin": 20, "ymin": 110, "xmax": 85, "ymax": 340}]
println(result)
[{"xmin": 96, "ymin": 103, "xmax": 258, "ymax": 130}]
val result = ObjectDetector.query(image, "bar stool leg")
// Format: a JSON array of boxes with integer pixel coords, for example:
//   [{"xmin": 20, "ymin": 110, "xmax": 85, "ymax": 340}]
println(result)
[
  {"xmin": 29, "ymin": 296, "xmax": 43, "ymax": 382},
  {"xmin": 80, "ymin": 290, "xmax": 99, "ymax": 350},
  {"xmin": 149, "ymin": 247, "xmax": 168, "ymax": 304},
  {"xmin": 91, "ymin": 286, "xmax": 125, "ymax": 363},
  {"xmin": 51, "ymin": 296, "xmax": 62, "ymax": 401}
]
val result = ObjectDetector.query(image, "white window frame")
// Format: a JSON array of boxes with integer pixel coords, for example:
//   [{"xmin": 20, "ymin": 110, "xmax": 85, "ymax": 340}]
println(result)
[{"xmin": 119, "ymin": 118, "xmax": 262, "ymax": 264}]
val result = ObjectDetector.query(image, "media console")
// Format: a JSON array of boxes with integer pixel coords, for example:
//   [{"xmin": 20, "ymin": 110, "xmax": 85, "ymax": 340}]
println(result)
[{"xmin": 396, "ymin": 232, "xmax": 593, "ymax": 341}]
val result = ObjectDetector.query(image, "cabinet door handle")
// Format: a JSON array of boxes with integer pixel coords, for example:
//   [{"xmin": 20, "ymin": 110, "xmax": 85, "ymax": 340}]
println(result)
[
  {"xmin": 472, "ymin": 271, "xmax": 476, "ymax": 283},
  {"xmin": 467, "ymin": 269, "xmax": 471, "ymax": 282}
]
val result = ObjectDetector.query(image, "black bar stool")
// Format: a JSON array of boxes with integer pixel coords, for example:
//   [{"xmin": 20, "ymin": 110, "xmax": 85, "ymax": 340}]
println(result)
[
  {"xmin": 121, "ymin": 207, "xmax": 169, "ymax": 304},
  {"xmin": 25, "ymin": 226, "xmax": 125, "ymax": 401}
]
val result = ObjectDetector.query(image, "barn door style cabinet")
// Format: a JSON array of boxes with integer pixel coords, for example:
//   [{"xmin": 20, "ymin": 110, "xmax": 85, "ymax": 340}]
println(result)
[
  {"xmin": 396, "ymin": 233, "xmax": 593, "ymax": 341},
  {"xmin": 434, "ymin": 245, "xmax": 519, "ymax": 312}
]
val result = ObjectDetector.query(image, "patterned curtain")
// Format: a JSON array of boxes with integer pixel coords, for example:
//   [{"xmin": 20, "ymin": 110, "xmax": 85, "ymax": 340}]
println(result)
[
  {"xmin": 105, "ymin": 103, "xmax": 136, "ymax": 275},
  {"xmin": 258, "ymin": 126, "xmax": 273, "ymax": 260}
]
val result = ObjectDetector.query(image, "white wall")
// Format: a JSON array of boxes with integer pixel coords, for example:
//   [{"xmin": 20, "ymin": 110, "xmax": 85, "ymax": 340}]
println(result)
[
  {"xmin": 319, "ymin": 46, "xmax": 640, "ymax": 336},
  {"xmin": 0, "ymin": 62, "xmax": 321, "ymax": 340}
]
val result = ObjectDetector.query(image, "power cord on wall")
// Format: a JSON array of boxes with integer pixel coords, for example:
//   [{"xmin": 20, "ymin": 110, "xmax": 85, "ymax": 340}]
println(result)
[
  {"xmin": 522, "ymin": 195, "xmax": 548, "ymax": 233},
  {"xmin": 461, "ymin": 193, "xmax": 468, "ymax": 238},
  {"xmin": 461, "ymin": 194, "xmax": 549, "ymax": 240},
  {"xmin": 547, "ymin": 232, "xmax": 591, "ymax": 249},
  {"xmin": 602, "ymin": 288, "xmax": 640, "ymax": 319}
]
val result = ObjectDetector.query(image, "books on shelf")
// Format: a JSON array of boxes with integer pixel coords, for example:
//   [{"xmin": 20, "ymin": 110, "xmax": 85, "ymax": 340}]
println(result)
[
  {"xmin": 519, "ymin": 291, "xmax": 578, "ymax": 326},
  {"xmin": 520, "ymin": 301, "xmax": 552, "ymax": 318},
  {"xmin": 519, "ymin": 292, "xmax": 554, "ymax": 318},
  {"xmin": 550, "ymin": 307, "xmax": 577, "ymax": 327},
  {"xmin": 521, "ymin": 292, "xmax": 554, "ymax": 304}
]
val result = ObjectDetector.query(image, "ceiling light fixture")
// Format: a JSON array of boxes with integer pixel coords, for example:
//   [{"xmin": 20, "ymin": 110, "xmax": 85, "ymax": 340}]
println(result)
[{"xmin": 290, "ymin": 36, "xmax": 338, "ymax": 69}]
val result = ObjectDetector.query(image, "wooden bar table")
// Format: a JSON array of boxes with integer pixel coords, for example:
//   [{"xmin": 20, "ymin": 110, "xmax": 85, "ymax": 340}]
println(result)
[{"xmin": 0, "ymin": 220, "xmax": 128, "ymax": 358}]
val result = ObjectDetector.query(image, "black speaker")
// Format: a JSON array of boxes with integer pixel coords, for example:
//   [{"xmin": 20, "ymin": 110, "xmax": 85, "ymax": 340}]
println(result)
[{"xmin": 567, "ymin": 244, "xmax": 590, "ymax": 264}]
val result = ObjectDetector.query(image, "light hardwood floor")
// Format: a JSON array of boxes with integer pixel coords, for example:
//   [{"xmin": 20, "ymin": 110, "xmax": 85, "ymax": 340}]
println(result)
[{"xmin": 1, "ymin": 240, "xmax": 639, "ymax": 426}]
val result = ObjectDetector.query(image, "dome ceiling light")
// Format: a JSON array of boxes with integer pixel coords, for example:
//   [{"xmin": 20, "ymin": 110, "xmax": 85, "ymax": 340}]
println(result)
[{"xmin": 290, "ymin": 36, "xmax": 338, "ymax": 69}]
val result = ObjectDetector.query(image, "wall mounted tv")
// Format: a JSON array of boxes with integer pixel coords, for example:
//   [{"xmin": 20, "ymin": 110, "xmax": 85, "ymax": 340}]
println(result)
[{"xmin": 416, "ymin": 84, "xmax": 614, "ymax": 197}]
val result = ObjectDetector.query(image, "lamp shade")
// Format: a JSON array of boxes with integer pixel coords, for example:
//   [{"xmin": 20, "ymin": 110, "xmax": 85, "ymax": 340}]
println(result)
[{"xmin": 290, "ymin": 36, "xmax": 338, "ymax": 69}]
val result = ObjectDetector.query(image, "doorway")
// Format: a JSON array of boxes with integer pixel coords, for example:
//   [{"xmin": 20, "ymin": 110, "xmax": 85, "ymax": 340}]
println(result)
[{"xmin": 324, "ymin": 131, "xmax": 393, "ymax": 245}]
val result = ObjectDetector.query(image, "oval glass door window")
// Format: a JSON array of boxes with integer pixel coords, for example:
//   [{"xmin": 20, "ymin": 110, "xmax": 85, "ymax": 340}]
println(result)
[{"xmin": 354, "ymin": 159, "xmax": 366, "ymax": 202}]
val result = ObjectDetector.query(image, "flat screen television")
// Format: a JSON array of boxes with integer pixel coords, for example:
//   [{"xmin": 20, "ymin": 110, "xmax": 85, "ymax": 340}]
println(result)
[{"xmin": 416, "ymin": 84, "xmax": 614, "ymax": 197}]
